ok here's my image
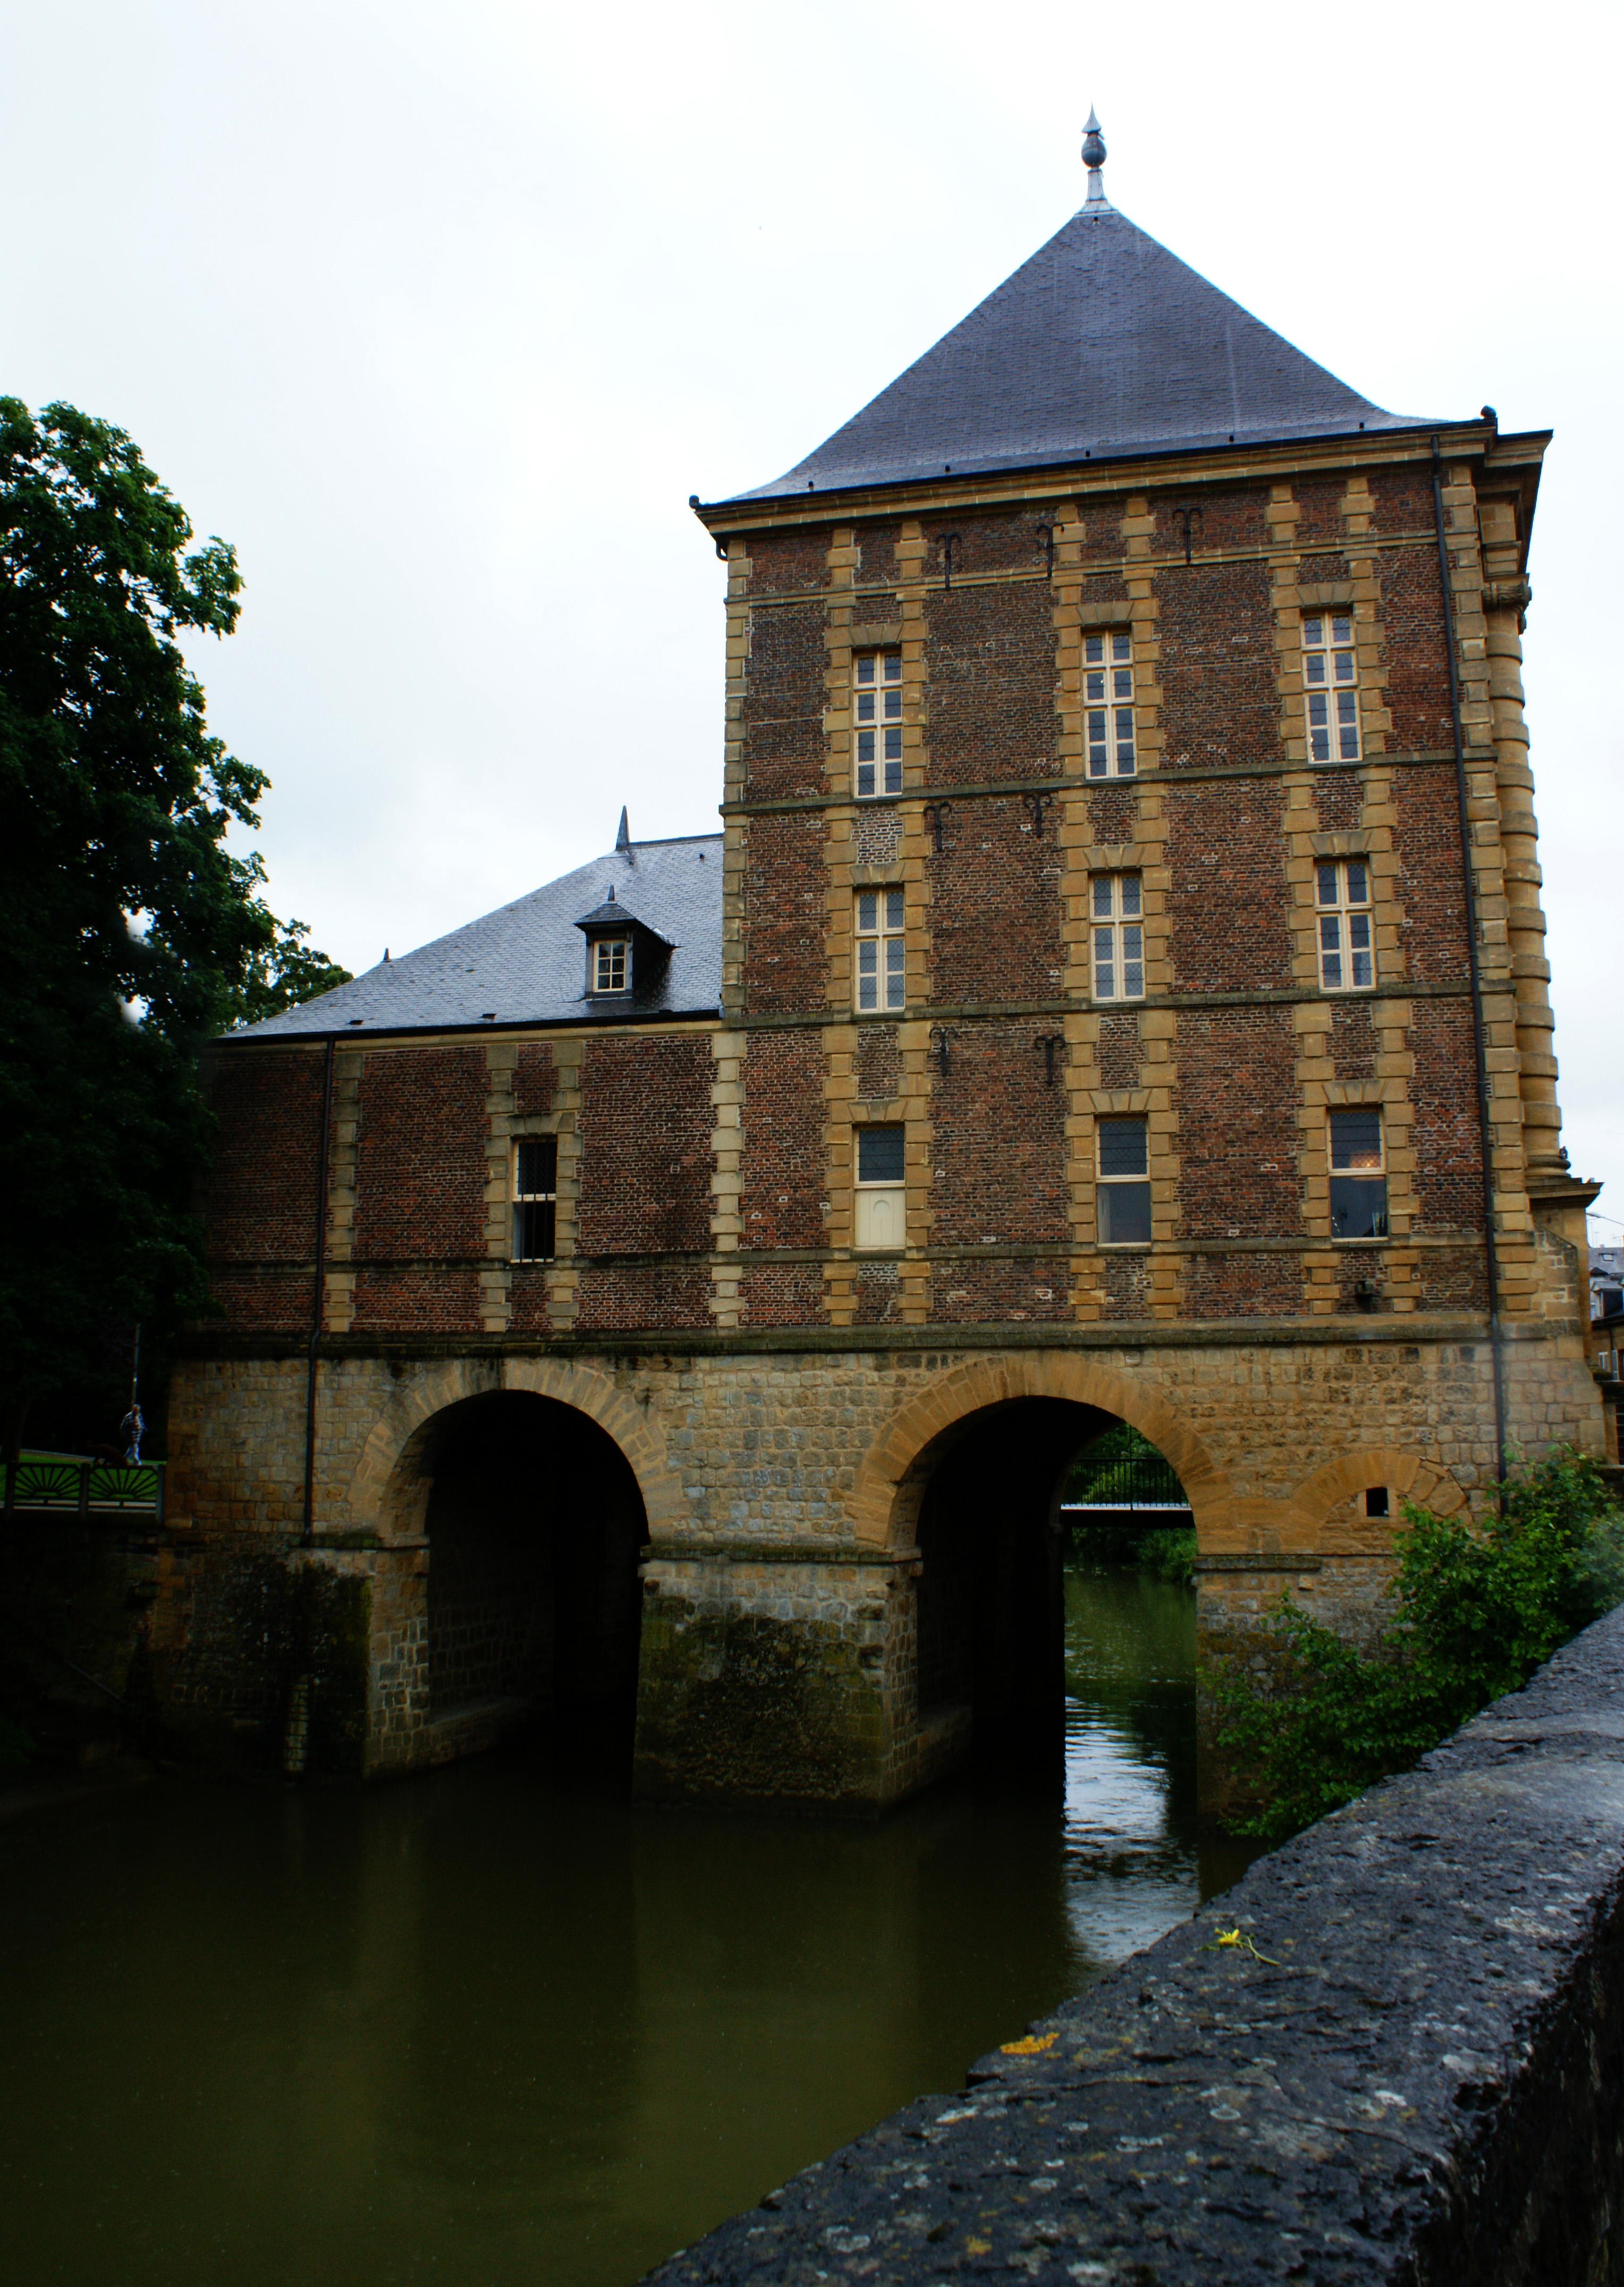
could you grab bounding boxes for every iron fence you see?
[1062,1449,1188,1512]
[2,1456,165,1522]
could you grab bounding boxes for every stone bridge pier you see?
[155,1329,1596,1804]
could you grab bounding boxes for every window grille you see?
[855,650,903,798]
[1329,1107,1388,1238]
[1096,1115,1151,1244]
[1316,857,1374,990]
[1085,631,1136,777]
[513,1136,558,1261]
[1304,613,1361,763]
[1092,873,1145,1001]
[855,888,906,1011]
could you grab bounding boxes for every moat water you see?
[1,1565,1259,2287]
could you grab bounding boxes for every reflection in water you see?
[0,1565,1258,2287]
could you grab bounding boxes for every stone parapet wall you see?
[644,1603,1624,2285]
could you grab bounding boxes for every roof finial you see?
[615,805,631,854]
[1082,106,1109,208]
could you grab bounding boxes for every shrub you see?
[1210,1450,1624,1839]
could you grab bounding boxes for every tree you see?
[0,399,348,1449]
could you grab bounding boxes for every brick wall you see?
[353,1045,487,1259]
[743,813,828,1013]
[205,1047,326,1262]
[353,1267,481,1333]
[1379,550,1454,752]
[1166,781,1293,992]
[742,1031,826,1250]
[1175,1006,1303,1242]
[927,795,1064,1003]
[924,577,1056,785]
[1155,556,1280,772]
[929,1020,1068,1247]
[1408,999,1484,1232]
[578,1034,713,1256]
[741,600,826,801]
[1393,766,1470,981]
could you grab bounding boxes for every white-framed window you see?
[512,1136,558,1261]
[855,888,906,1012]
[855,1124,905,1250]
[855,650,903,798]
[1096,1115,1151,1244]
[1085,630,1136,778]
[1304,612,1361,763]
[591,936,630,994]
[1316,857,1374,990]
[1329,1107,1388,1239]
[1092,873,1145,1002]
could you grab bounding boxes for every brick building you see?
[158,125,1604,1805]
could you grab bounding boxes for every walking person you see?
[119,1403,144,1464]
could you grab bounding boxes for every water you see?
[0,1567,1258,2287]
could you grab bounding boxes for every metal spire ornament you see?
[1082,107,1109,207]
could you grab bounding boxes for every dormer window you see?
[593,936,630,994]
[574,884,674,1002]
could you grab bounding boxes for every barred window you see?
[855,1124,905,1251]
[1085,630,1135,778]
[1092,873,1144,1002]
[1304,613,1361,763]
[1330,1107,1388,1239]
[1317,858,1374,990]
[855,888,906,1012]
[854,650,903,798]
[513,1136,558,1261]
[1097,1115,1151,1245]
[591,936,630,994]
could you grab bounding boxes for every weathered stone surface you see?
[642,1606,1624,2284]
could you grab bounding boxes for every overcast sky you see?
[4,0,1620,1230]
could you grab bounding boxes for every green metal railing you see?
[2,1455,165,1522]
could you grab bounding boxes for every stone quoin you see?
[155,121,1605,1805]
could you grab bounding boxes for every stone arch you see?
[848,1351,1225,1548]
[344,1354,686,1544]
[1283,1445,1467,1545]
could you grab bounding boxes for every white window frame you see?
[1091,872,1145,1002]
[855,887,906,1012]
[1316,857,1374,991]
[591,936,630,994]
[1096,1115,1151,1246]
[1329,1106,1388,1240]
[512,1135,559,1262]
[1084,630,1136,778]
[853,649,903,799]
[1303,612,1361,764]
[854,1124,906,1251]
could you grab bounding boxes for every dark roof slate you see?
[726,201,1422,502]
[232,835,722,1041]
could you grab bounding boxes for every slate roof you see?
[725,199,1423,503]
[233,835,723,1041]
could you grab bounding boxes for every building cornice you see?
[694,422,1550,538]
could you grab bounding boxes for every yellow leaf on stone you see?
[1000,2032,1058,2055]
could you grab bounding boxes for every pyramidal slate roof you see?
[727,188,1420,503]
[232,834,722,1041]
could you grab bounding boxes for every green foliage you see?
[0,399,345,1436]
[1212,1450,1624,1839]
